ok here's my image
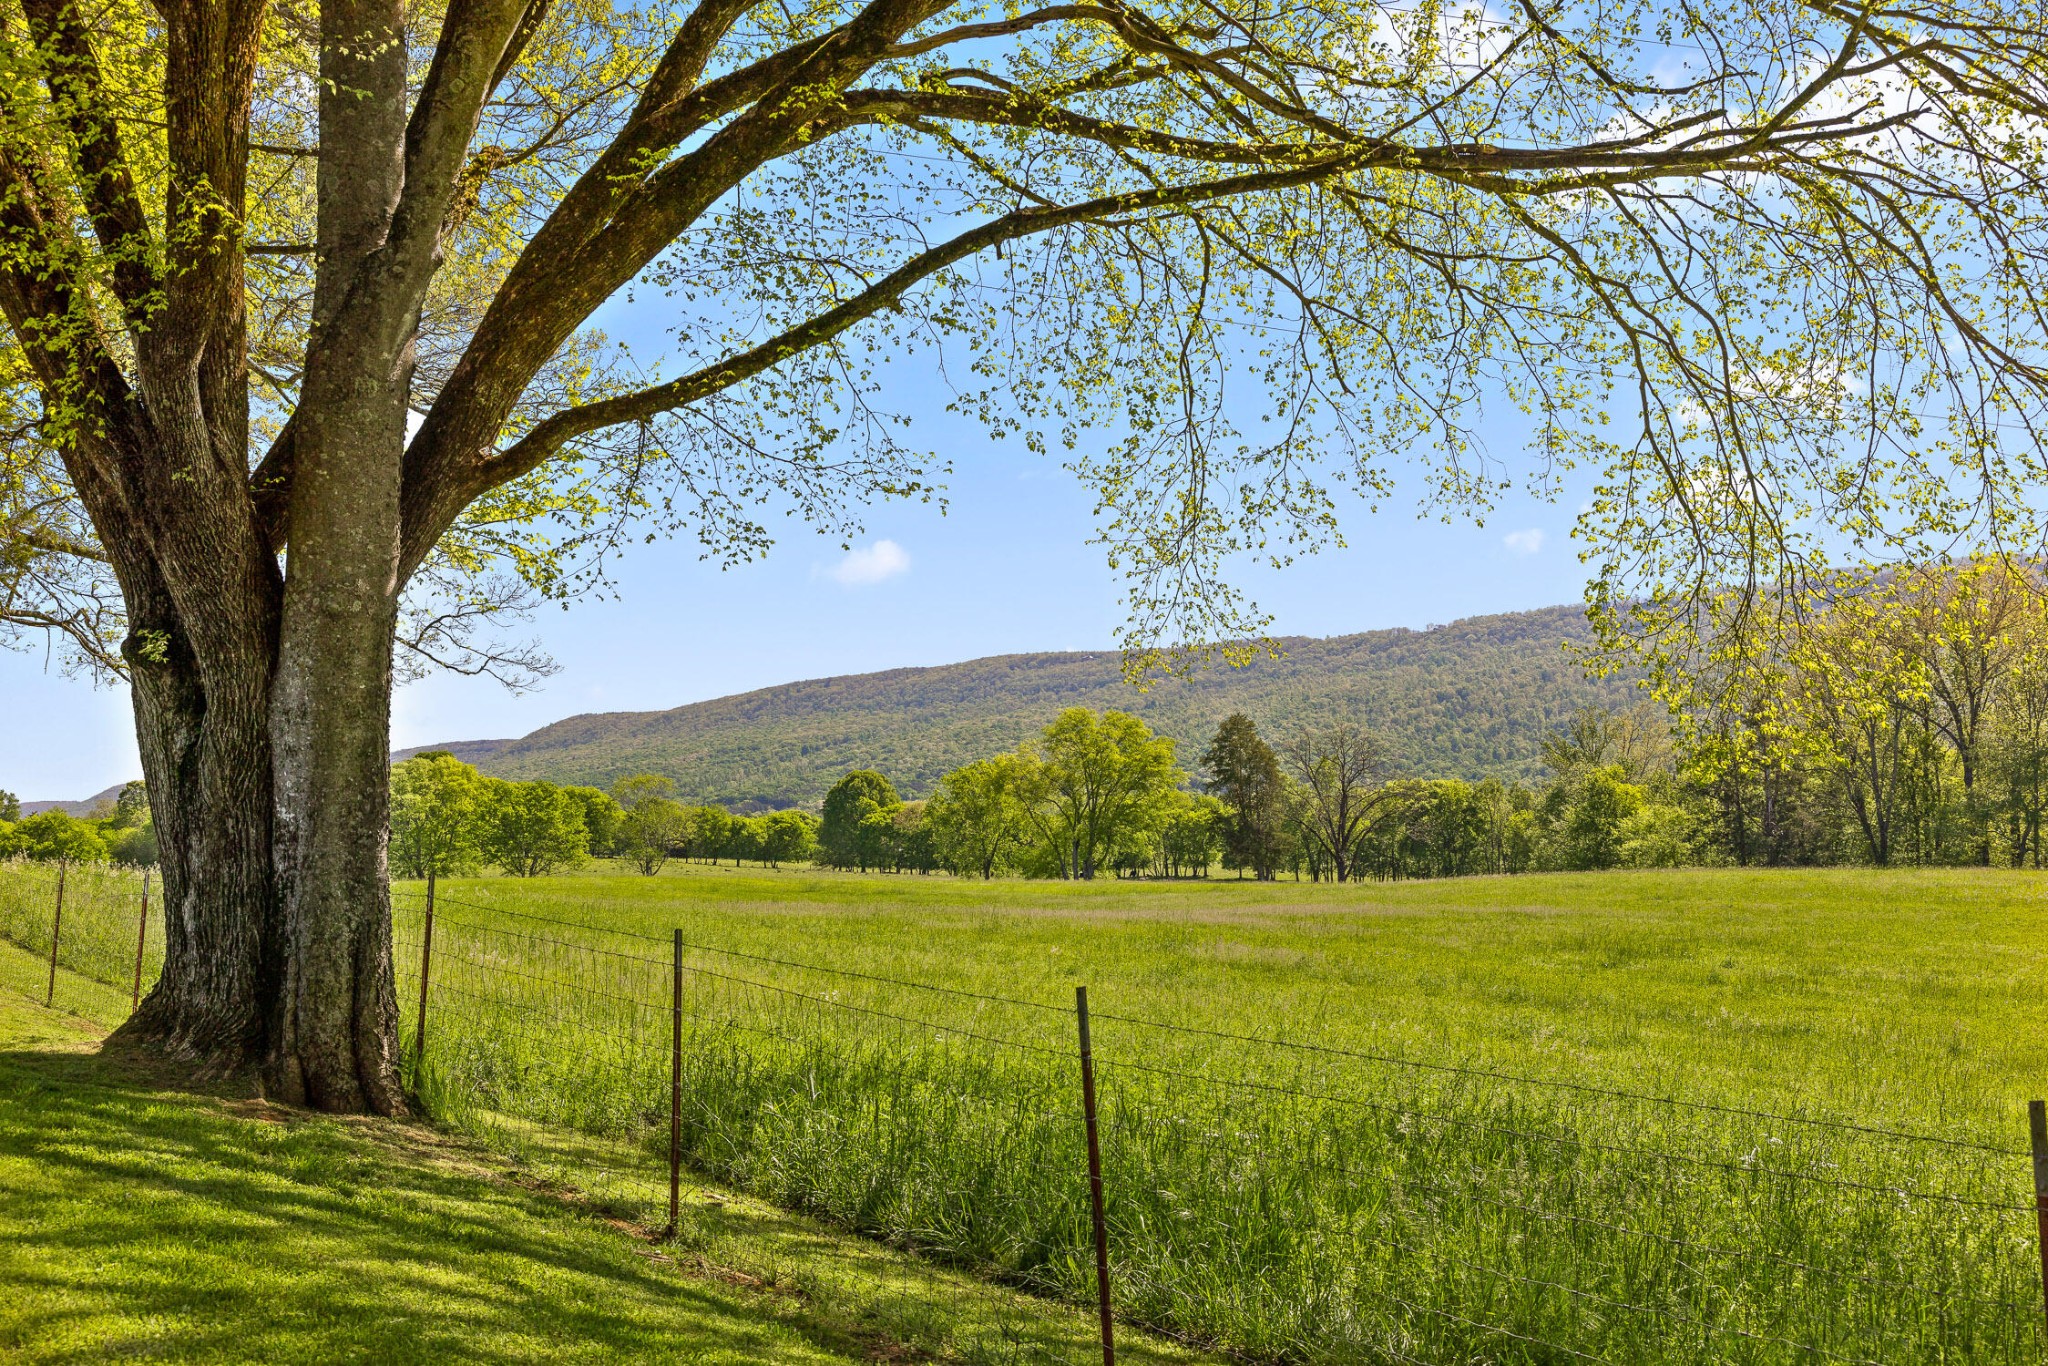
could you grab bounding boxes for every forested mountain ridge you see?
[397,606,1636,809]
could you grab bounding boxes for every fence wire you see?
[384,888,2040,1366]
[1,866,2038,1365]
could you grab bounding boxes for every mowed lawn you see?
[401,863,2048,1136]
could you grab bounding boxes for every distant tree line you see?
[388,755,819,878]
[380,559,2048,884]
[785,705,1599,881]
[0,783,157,867]
[831,705,1702,882]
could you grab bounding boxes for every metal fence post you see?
[2030,1099,2048,1342]
[131,870,151,1013]
[1075,985,1115,1366]
[668,927,684,1237]
[412,871,436,1082]
[45,861,67,1008]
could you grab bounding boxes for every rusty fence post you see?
[44,861,67,1008]
[668,927,684,1237]
[2030,1100,2048,1344]
[412,871,436,1084]
[1075,985,1115,1366]
[131,870,151,1013]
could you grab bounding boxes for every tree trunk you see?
[108,411,408,1115]
[267,390,408,1112]
[117,611,277,1068]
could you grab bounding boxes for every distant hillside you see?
[398,606,1636,809]
[20,784,130,817]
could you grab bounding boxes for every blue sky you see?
[1,285,1600,803]
[1,412,1592,801]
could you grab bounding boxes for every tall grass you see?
[3,858,2036,1361]
[395,877,2044,1365]
[0,860,158,998]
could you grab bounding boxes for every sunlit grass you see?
[386,864,2048,1363]
[0,943,1219,1365]
[5,860,2041,1360]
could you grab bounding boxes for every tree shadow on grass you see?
[0,1041,1205,1365]
[0,1043,892,1364]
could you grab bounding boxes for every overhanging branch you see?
[484,150,1383,485]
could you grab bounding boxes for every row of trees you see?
[1648,559,2048,868]
[388,756,819,878]
[815,707,1463,883]
[815,705,1803,883]
[0,709,1715,885]
[0,784,157,866]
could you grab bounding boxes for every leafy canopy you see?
[1,0,2043,682]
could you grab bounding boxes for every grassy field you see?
[7,862,2045,1362]
[378,864,2048,1364]
[0,937,1217,1364]
[402,862,2048,1123]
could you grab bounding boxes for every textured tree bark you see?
[264,347,411,1114]
[115,582,277,1070]
[267,561,407,1114]
[106,419,409,1116]
[257,0,413,1115]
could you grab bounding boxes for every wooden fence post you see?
[131,870,151,1013]
[44,862,67,1008]
[1075,985,1115,1366]
[412,871,436,1083]
[668,927,684,1237]
[2029,1099,2048,1343]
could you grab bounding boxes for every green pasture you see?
[383,864,2048,1363]
[6,862,2045,1362]
[404,861,2046,1127]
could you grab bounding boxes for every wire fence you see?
[384,883,2048,1365]
[3,863,2044,1364]
[0,859,158,1013]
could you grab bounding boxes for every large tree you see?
[926,752,1032,879]
[1024,707,1179,879]
[819,769,899,869]
[1199,712,1283,878]
[2,0,2046,1109]
[1284,722,1395,882]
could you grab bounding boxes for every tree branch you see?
[20,0,161,330]
[486,150,1380,484]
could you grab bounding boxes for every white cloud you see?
[826,539,911,586]
[1503,528,1546,556]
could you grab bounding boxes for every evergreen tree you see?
[1200,714,1285,879]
